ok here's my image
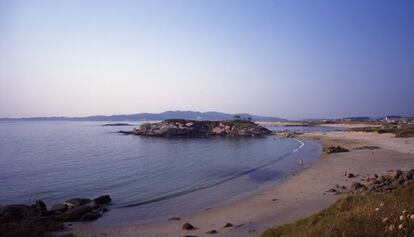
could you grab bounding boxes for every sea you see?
[0,121,328,225]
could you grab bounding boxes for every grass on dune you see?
[351,124,414,138]
[262,184,414,237]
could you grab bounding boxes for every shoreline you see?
[65,130,414,237]
[78,138,321,227]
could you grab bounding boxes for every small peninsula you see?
[120,119,272,137]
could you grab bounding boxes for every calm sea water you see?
[0,121,321,224]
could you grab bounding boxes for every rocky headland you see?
[120,119,271,137]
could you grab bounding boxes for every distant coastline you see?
[0,110,286,122]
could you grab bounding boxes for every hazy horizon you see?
[1,0,413,119]
[0,109,409,121]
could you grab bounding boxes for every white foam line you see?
[292,138,305,153]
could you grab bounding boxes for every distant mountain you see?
[0,111,286,122]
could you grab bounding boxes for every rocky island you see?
[120,119,272,137]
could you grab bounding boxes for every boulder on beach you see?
[386,170,403,180]
[223,222,234,228]
[206,229,218,234]
[182,222,196,230]
[324,146,349,154]
[340,170,414,194]
[347,173,357,178]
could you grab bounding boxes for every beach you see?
[65,128,414,237]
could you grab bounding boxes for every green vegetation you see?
[351,124,414,138]
[262,184,414,237]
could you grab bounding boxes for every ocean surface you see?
[0,121,322,224]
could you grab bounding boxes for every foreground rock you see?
[0,203,64,237]
[0,195,112,237]
[328,170,414,195]
[359,169,414,193]
[121,119,271,138]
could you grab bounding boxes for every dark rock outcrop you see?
[64,198,92,209]
[50,203,68,213]
[94,195,112,205]
[350,182,367,191]
[62,205,93,222]
[32,200,48,215]
[0,203,64,237]
[223,222,234,228]
[324,146,349,154]
[0,194,113,237]
[80,211,102,221]
[122,119,271,138]
[347,173,357,178]
[330,170,414,196]
[0,204,30,222]
[386,170,403,180]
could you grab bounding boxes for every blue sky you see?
[0,0,413,119]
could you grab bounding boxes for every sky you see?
[0,0,413,119]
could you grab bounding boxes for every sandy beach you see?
[66,129,414,237]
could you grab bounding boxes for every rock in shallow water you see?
[33,200,48,215]
[94,195,112,205]
[50,203,68,213]
[62,205,93,222]
[80,211,102,221]
[64,198,92,209]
